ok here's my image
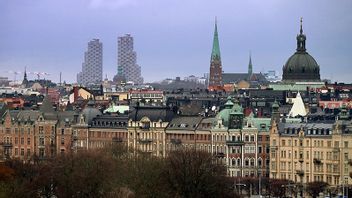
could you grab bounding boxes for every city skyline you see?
[1,0,352,83]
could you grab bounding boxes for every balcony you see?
[348,159,352,166]
[112,137,123,142]
[138,139,153,144]
[296,170,304,177]
[313,158,322,165]
[1,142,13,148]
[298,158,304,163]
[226,140,244,146]
[170,139,182,145]
[270,146,278,151]
[215,152,225,158]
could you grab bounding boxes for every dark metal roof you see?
[222,73,268,84]
[278,122,333,136]
[91,115,128,129]
[166,116,203,131]
[129,106,175,122]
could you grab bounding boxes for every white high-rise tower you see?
[77,39,103,86]
[117,34,143,84]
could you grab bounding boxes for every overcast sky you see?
[1,0,351,83]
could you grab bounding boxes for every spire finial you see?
[300,17,303,34]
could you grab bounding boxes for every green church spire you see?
[211,18,221,61]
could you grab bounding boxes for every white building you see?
[77,39,103,86]
[117,34,143,85]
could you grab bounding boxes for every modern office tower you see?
[117,34,143,85]
[77,39,103,86]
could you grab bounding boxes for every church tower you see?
[22,67,29,88]
[208,18,223,91]
[247,53,253,80]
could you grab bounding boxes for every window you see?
[232,159,236,166]
[250,158,255,167]
[27,138,30,145]
[334,141,339,148]
[258,146,262,154]
[282,140,286,146]
[61,137,65,145]
[39,126,44,134]
[39,138,44,146]
[250,135,255,142]
[27,128,30,135]
[27,149,30,156]
[327,141,331,147]
[20,148,24,156]
[61,129,65,135]
[258,159,262,167]
[39,148,44,158]
[20,138,24,145]
[15,137,18,144]
[266,145,270,153]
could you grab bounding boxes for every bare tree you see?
[163,148,235,198]
[306,181,329,198]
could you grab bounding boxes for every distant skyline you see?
[1,0,352,83]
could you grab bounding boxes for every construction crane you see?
[6,70,22,82]
[29,71,50,80]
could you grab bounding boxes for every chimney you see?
[73,86,79,102]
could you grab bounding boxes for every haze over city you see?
[1,0,352,83]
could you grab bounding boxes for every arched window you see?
[250,158,255,167]
[232,158,236,166]
[245,158,249,167]
[258,158,262,167]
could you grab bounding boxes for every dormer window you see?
[180,123,188,128]
[260,124,266,129]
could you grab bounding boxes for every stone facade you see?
[269,105,352,187]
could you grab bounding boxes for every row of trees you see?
[0,146,235,198]
[0,145,339,198]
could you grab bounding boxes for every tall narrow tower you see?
[248,53,253,77]
[208,19,222,91]
[117,34,143,85]
[22,66,28,87]
[77,39,103,86]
